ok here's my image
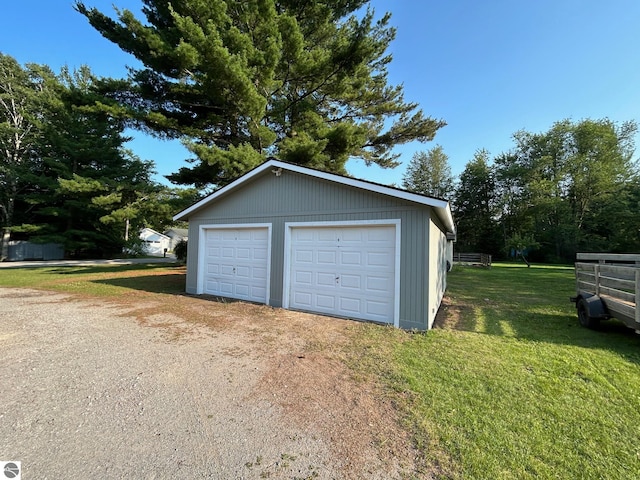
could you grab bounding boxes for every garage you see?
[174,159,456,331]
[198,225,271,303]
[284,222,399,325]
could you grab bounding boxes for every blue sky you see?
[2,0,639,187]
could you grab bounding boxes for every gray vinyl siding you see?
[185,169,442,330]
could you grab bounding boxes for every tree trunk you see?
[0,227,10,261]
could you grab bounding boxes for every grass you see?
[349,263,640,479]
[2,262,640,478]
[0,263,185,297]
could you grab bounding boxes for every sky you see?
[2,0,639,187]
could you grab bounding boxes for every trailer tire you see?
[577,297,599,329]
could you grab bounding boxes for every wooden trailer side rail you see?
[575,256,640,328]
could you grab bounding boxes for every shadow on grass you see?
[48,264,176,275]
[92,273,186,295]
[441,263,640,363]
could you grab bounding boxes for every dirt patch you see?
[0,288,425,479]
[433,295,473,331]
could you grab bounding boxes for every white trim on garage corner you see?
[282,219,401,327]
[196,223,273,304]
[174,159,455,235]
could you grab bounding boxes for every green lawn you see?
[351,263,640,479]
[0,263,185,296]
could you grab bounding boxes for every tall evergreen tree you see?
[75,0,445,188]
[28,66,157,256]
[401,145,454,199]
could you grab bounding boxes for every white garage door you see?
[201,227,270,303]
[287,224,397,324]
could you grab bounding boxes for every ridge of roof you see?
[173,159,455,233]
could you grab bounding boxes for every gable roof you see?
[164,228,188,237]
[173,159,455,234]
[139,227,170,240]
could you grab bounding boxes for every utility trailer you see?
[571,253,640,331]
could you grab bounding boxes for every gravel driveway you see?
[0,288,420,479]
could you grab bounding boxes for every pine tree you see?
[27,66,156,256]
[75,0,445,188]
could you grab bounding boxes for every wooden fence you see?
[453,253,492,267]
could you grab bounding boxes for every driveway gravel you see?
[0,288,421,479]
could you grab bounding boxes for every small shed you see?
[139,228,171,256]
[173,159,455,330]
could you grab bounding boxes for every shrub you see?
[123,237,146,257]
[174,239,188,262]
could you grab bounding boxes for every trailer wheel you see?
[577,297,599,329]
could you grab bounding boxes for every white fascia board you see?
[140,227,170,239]
[173,159,456,233]
[172,161,276,221]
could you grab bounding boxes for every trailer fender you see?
[574,293,610,329]
[575,293,609,319]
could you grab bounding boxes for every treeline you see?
[404,119,640,263]
[0,54,198,259]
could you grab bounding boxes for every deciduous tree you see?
[0,55,57,259]
[494,118,637,262]
[453,149,500,254]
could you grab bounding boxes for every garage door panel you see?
[253,267,267,280]
[219,282,234,295]
[252,229,267,240]
[339,297,361,313]
[254,248,268,260]
[202,227,269,303]
[235,284,250,296]
[341,251,362,265]
[316,294,336,309]
[340,274,361,289]
[317,250,337,264]
[367,251,393,267]
[288,224,396,324]
[339,229,363,243]
[366,275,390,292]
[251,286,266,299]
[366,299,389,316]
[295,249,313,263]
[294,270,313,284]
[367,228,395,242]
[293,291,312,307]
[317,230,337,242]
[235,265,251,278]
[294,229,315,242]
[220,264,235,276]
[317,272,337,287]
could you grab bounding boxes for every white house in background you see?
[164,228,188,251]
[139,228,171,256]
